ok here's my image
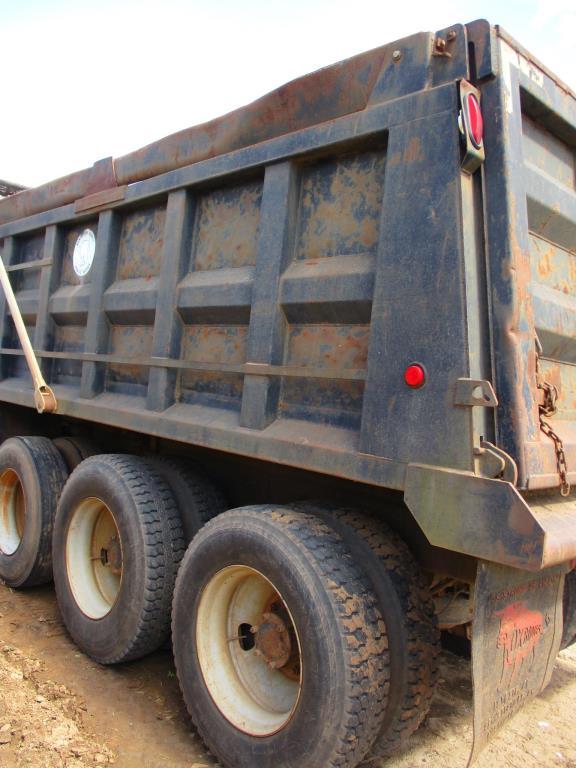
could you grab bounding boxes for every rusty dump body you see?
[0,19,575,577]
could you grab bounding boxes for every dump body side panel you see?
[0,47,478,496]
[480,26,576,491]
[0,22,575,573]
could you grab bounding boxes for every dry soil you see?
[0,581,575,768]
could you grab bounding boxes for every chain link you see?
[536,353,571,497]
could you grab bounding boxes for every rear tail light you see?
[459,81,485,174]
[404,364,426,389]
[465,93,483,148]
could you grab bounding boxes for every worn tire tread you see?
[561,570,576,651]
[0,436,68,587]
[173,505,390,768]
[57,454,185,663]
[146,456,226,539]
[295,503,440,758]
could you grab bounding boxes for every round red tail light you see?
[404,364,426,389]
[466,93,483,148]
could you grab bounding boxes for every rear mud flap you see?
[469,562,565,765]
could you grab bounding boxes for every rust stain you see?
[117,206,166,281]
[536,248,553,279]
[296,150,386,261]
[286,324,370,369]
[404,136,423,164]
[106,325,153,387]
[194,182,262,271]
[179,325,247,403]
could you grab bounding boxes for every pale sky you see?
[1,0,575,188]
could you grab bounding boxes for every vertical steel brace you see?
[0,255,57,413]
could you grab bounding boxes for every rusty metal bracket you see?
[0,255,57,414]
[74,185,127,214]
[478,440,518,484]
[454,378,498,407]
[432,32,456,58]
[404,464,576,571]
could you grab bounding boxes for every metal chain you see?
[536,353,571,497]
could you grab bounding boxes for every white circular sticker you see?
[73,229,96,277]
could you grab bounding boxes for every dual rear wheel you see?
[52,453,227,663]
[172,504,441,767]
[173,506,391,767]
[0,435,442,768]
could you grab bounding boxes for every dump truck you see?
[0,18,574,768]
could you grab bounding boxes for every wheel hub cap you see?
[196,565,303,736]
[100,535,122,575]
[254,612,292,669]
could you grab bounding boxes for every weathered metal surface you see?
[0,158,117,226]
[479,28,576,495]
[522,115,575,191]
[280,324,368,428]
[117,205,166,280]
[0,84,456,243]
[295,150,386,261]
[106,325,153,393]
[521,84,576,489]
[0,23,573,571]
[53,325,84,384]
[404,464,576,570]
[454,379,498,408]
[74,186,126,214]
[180,324,247,408]
[193,182,262,271]
[470,562,564,764]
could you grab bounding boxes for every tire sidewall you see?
[0,440,46,587]
[173,521,347,767]
[53,461,149,663]
[562,570,576,650]
[147,457,225,541]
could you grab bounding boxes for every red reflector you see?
[466,93,483,148]
[404,364,426,389]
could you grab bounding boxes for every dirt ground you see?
[0,581,575,768]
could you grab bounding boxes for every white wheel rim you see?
[196,565,302,736]
[0,469,26,555]
[66,498,123,619]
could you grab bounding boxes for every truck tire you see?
[53,437,100,472]
[293,503,440,757]
[561,570,576,651]
[0,436,68,588]
[146,456,227,541]
[52,454,185,664]
[172,506,389,768]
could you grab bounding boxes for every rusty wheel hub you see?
[254,612,292,669]
[100,535,122,575]
[66,498,123,619]
[196,565,302,736]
